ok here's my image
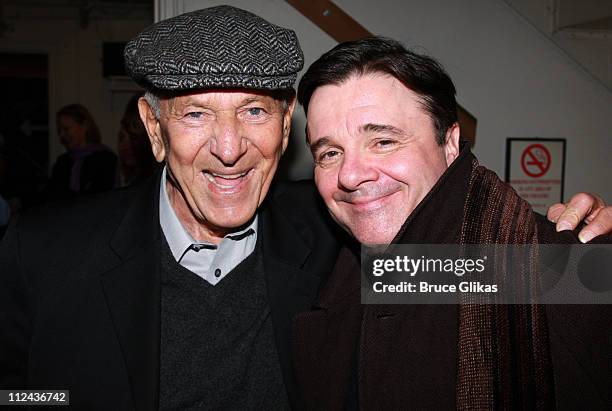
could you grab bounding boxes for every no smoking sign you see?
[506,138,565,214]
[521,144,551,177]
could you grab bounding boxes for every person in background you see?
[117,93,158,186]
[48,104,117,198]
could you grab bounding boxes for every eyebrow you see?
[241,97,264,105]
[309,137,331,154]
[308,123,405,153]
[168,97,207,113]
[170,96,273,112]
[360,123,404,135]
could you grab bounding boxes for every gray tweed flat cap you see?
[124,5,304,92]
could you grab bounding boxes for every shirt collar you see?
[158,166,258,261]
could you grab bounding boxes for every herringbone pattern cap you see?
[124,5,304,91]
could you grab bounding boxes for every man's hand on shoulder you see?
[547,192,611,243]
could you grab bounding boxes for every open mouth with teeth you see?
[203,169,253,190]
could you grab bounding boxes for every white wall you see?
[0,4,152,170]
[504,0,612,98]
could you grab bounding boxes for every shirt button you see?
[214,268,221,278]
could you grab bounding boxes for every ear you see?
[443,122,460,166]
[138,97,166,162]
[281,97,297,154]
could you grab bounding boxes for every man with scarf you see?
[292,37,611,409]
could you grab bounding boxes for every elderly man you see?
[0,6,340,410]
[292,37,611,409]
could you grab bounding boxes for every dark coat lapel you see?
[356,149,472,408]
[292,244,363,410]
[97,177,339,409]
[100,175,161,411]
[260,192,334,408]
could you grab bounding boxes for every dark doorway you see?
[0,52,49,211]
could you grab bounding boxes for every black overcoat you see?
[0,173,341,410]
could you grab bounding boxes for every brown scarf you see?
[456,158,555,409]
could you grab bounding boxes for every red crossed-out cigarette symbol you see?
[521,144,551,177]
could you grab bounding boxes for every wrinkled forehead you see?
[161,88,289,111]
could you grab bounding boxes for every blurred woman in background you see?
[49,104,117,198]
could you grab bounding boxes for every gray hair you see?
[144,91,161,119]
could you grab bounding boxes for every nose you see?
[337,151,378,191]
[210,116,247,166]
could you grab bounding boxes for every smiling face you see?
[139,89,294,243]
[307,73,459,245]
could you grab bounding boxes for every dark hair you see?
[271,88,297,112]
[118,93,157,184]
[298,37,457,144]
[121,94,147,137]
[56,104,102,144]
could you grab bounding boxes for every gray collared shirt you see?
[159,167,258,285]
